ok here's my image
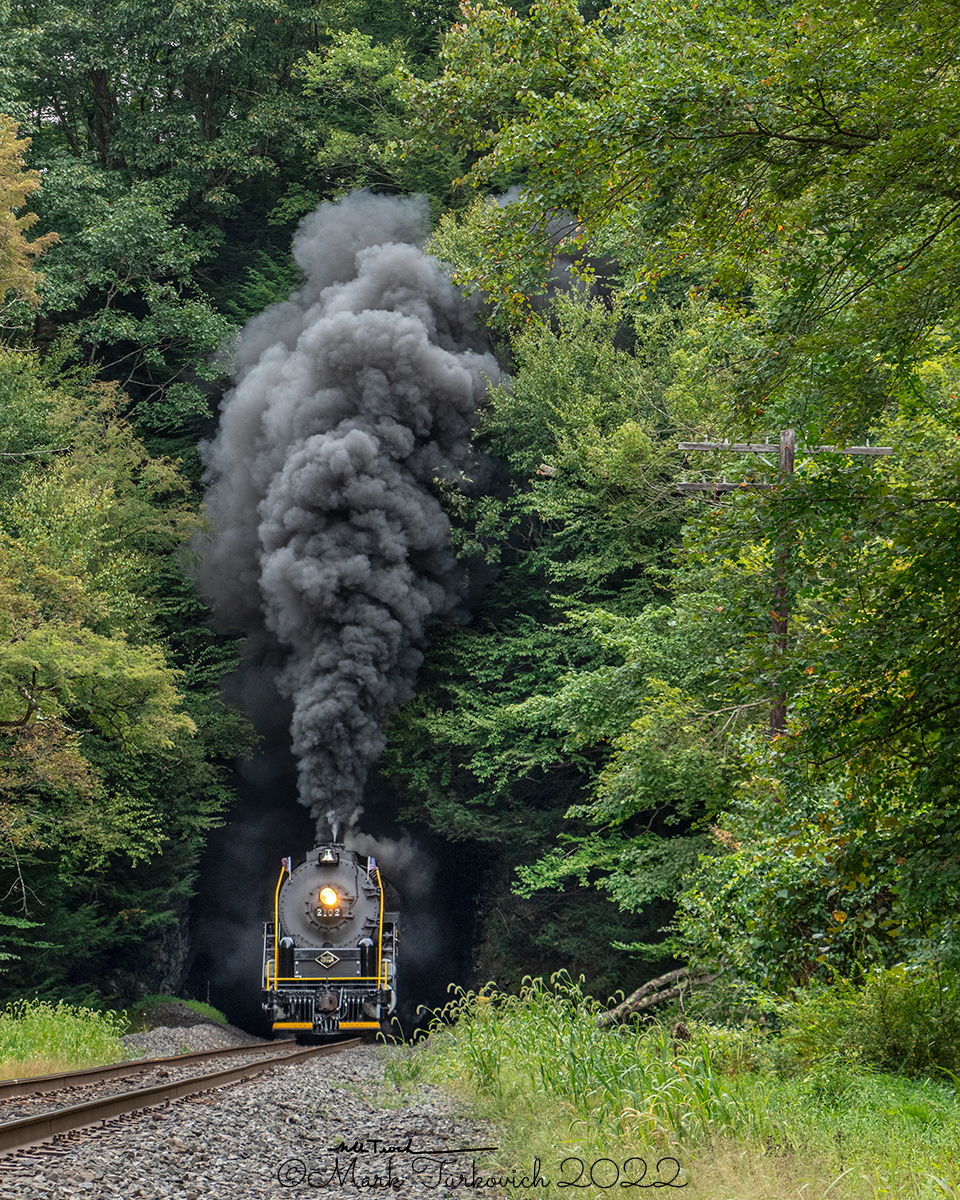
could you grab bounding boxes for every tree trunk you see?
[597,967,720,1027]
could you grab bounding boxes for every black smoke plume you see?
[201,193,500,836]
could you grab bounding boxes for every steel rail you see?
[0,1038,361,1156]
[0,1039,297,1100]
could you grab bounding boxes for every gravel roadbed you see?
[121,1019,266,1058]
[0,1041,504,1199]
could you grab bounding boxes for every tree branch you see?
[597,967,720,1027]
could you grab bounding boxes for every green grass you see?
[384,977,960,1200]
[125,993,228,1032]
[0,998,129,1077]
[0,993,229,1078]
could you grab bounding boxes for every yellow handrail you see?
[271,864,285,988]
[375,859,384,988]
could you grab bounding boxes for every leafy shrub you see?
[686,1020,774,1077]
[779,964,960,1077]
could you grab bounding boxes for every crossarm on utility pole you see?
[677,431,894,735]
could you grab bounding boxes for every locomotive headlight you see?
[319,887,339,908]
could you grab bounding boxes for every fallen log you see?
[597,967,720,1027]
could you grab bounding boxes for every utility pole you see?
[677,431,892,735]
[771,430,795,733]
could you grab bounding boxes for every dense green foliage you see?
[0,346,254,999]
[1,0,464,429]
[406,0,960,413]
[383,0,960,996]
[4,0,960,1042]
[0,0,461,1006]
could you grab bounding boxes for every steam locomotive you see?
[261,845,399,1039]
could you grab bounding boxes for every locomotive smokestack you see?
[200,192,500,836]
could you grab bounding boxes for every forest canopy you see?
[1,0,958,1010]
[395,0,960,986]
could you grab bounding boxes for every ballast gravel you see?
[121,1018,266,1058]
[0,1041,507,1200]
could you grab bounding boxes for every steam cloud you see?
[201,193,500,836]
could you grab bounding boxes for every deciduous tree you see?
[0,114,56,324]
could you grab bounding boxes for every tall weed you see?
[0,998,128,1076]
[394,976,766,1143]
[386,974,960,1200]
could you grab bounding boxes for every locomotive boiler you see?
[261,845,399,1038]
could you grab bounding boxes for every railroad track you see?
[0,1038,296,1101]
[0,1037,360,1158]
